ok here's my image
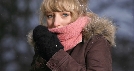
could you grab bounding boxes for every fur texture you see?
[83,12,116,46]
[27,12,116,47]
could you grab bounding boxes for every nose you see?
[53,15,62,28]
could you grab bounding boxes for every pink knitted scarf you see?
[49,16,89,51]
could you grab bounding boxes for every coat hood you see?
[27,12,116,47]
[83,12,116,46]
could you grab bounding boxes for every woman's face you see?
[46,12,72,28]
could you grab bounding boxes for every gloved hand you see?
[33,25,63,61]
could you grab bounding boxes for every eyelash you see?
[63,13,69,17]
[47,15,53,18]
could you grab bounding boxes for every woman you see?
[27,0,116,71]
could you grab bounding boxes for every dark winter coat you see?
[27,12,116,71]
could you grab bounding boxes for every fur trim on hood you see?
[27,12,116,47]
[83,12,116,46]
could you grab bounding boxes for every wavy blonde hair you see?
[39,0,88,25]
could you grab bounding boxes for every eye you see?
[62,13,69,17]
[46,14,53,18]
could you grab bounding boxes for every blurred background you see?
[0,0,133,71]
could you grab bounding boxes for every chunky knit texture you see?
[49,16,90,51]
[33,25,63,61]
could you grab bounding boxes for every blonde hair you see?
[40,0,88,25]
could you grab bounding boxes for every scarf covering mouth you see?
[49,16,90,51]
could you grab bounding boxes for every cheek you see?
[47,20,52,27]
[65,17,72,25]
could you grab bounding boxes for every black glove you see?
[33,25,63,61]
